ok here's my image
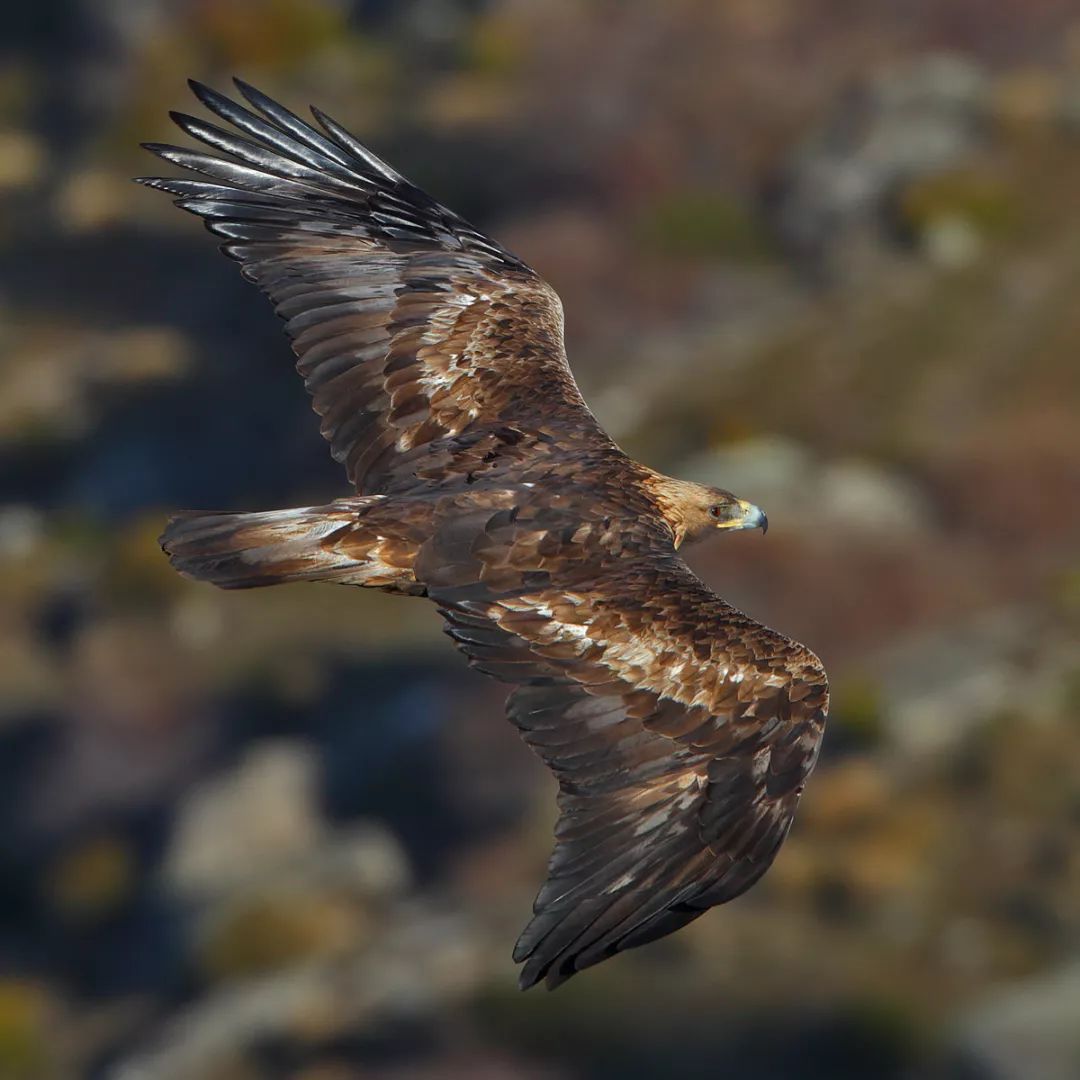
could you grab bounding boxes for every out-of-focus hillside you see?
[1,3,1079,1079]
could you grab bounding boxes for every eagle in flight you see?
[139,80,828,990]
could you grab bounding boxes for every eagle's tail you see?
[159,498,421,592]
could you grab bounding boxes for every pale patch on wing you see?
[418,289,482,347]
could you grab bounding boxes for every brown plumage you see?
[138,79,828,990]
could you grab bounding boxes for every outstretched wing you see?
[423,510,828,989]
[137,80,607,495]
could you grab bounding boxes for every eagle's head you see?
[647,476,768,548]
[687,485,768,546]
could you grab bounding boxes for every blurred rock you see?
[683,435,812,500]
[0,130,45,190]
[897,167,1018,267]
[775,53,988,271]
[54,167,131,233]
[164,740,409,900]
[24,616,213,832]
[920,214,983,268]
[0,326,190,444]
[0,504,44,558]
[198,890,364,980]
[0,335,88,442]
[817,459,931,535]
[95,327,191,384]
[874,607,1069,758]
[164,741,324,897]
[874,53,987,114]
[953,959,1080,1080]
[112,905,484,1080]
[682,436,931,536]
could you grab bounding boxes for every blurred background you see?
[2,2,1080,1077]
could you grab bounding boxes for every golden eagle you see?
[139,80,828,990]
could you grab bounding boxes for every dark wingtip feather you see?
[515,951,576,992]
[187,76,214,102]
[131,176,190,201]
[309,104,406,184]
[231,76,288,119]
[232,75,258,96]
[188,79,264,132]
[517,963,544,991]
[140,141,180,160]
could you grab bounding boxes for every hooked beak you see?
[716,499,769,535]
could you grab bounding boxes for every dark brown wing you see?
[419,499,828,989]
[136,80,607,494]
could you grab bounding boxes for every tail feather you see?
[160,500,419,591]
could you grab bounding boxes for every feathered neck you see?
[639,471,715,549]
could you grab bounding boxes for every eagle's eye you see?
[708,504,724,519]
